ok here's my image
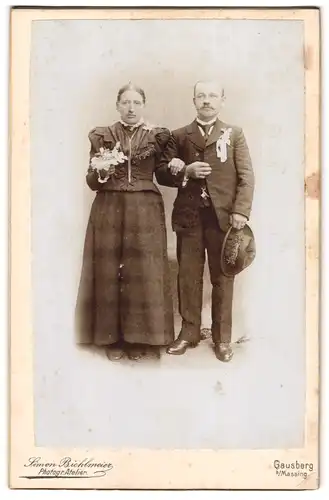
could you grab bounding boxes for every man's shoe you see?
[166,338,198,355]
[105,344,125,361]
[214,343,233,362]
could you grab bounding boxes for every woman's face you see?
[116,90,145,125]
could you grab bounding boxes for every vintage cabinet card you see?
[9,7,320,490]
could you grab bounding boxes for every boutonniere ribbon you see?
[216,128,232,162]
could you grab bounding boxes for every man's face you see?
[193,82,223,121]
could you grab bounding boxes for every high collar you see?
[119,118,144,130]
[196,116,219,127]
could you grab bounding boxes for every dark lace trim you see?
[131,145,156,165]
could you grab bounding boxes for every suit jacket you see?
[156,119,255,232]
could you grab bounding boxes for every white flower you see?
[216,128,232,162]
[220,128,232,145]
[91,142,128,171]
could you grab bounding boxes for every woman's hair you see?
[116,83,146,104]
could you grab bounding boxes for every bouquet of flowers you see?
[90,142,127,183]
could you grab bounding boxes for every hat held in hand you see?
[220,224,256,277]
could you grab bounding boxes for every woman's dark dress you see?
[75,122,175,346]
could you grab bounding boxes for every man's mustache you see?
[202,105,214,109]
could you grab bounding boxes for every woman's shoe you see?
[143,345,161,360]
[127,344,144,361]
[105,343,125,361]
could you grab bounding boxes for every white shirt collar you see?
[120,118,144,129]
[196,116,218,127]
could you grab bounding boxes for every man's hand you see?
[168,158,185,175]
[185,161,212,179]
[230,213,248,230]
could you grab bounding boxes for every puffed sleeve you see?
[154,127,171,157]
[85,127,106,191]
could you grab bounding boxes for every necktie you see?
[197,124,212,207]
[199,123,212,141]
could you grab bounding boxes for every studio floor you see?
[35,326,305,450]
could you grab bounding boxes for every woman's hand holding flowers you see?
[90,143,127,183]
[93,159,116,178]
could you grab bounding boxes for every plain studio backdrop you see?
[31,19,305,449]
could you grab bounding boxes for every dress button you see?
[195,152,199,157]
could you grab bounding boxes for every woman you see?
[75,83,175,361]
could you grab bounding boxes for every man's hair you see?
[193,80,225,98]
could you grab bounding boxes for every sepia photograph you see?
[9,7,320,490]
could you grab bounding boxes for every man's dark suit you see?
[156,118,254,344]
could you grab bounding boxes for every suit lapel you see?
[186,120,205,151]
[205,119,224,148]
[187,118,226,150]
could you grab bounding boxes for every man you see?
[155,80,255,362]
